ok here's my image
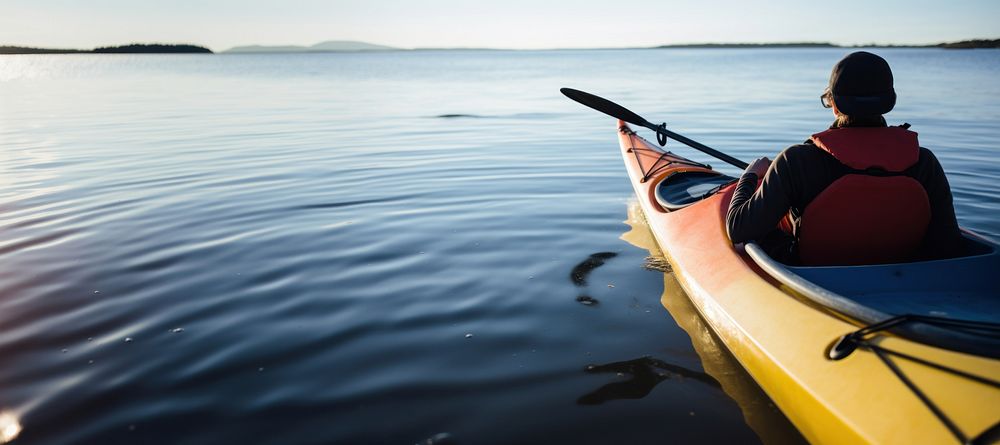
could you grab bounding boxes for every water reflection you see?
[577,356,720,405]
[417,432,458,445]
[574,295,599,306]
[570,252,618,307]
[569,252,618,286]
[619,201,807,445]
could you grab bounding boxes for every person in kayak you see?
[726,51,963,265]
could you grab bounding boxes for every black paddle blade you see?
[560,88,650,127]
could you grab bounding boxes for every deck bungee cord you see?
[829,315,1000,444]
[621,126,712,183]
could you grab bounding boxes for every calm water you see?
[0,49,997,444]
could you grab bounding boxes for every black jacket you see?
[726,124,963,261]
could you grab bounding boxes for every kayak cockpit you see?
[787,241,999,324]
[655,171,736,211]
[745,236,1000,358]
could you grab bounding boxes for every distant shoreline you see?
[2,39,997,55]
[220,38,1000,53]
[0,44,212,55]
[650,39,1000,49]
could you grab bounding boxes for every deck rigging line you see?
[621,126,710,183]
[829,314,1000,444]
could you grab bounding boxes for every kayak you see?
[615,120,1000,445]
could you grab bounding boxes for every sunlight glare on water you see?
[0,411,21,443]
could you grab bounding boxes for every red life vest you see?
[798,127,931,266]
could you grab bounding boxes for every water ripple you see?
[0,49,996,444]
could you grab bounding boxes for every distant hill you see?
[223,45,308,53]
[226,40,398,53]
[1,43,211,54]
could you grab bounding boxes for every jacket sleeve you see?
[726,151,795,244]
[914,148,964,257]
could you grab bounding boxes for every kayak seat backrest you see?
[798,174,930,266]
[655,171,736,211]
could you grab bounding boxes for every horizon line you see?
[3,37,999,54]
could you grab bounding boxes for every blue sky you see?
[2,0,997,51]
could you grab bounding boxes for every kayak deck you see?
[616,121,1000,445]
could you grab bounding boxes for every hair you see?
[833,113,887,128]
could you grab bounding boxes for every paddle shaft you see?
[634,121,748,169]
[560,88,749,170]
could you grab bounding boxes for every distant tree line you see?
[0,46,85,54]
[92,44,212,53]
[936,39,1000,49]
[655,42,838,49]
[652,39,1000,50]
[1,44,212,54]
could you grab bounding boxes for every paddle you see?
[560,88,749,169]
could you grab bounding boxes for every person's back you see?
[725,52,964,265]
